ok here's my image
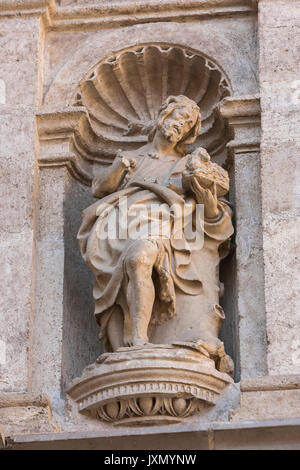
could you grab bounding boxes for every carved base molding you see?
[67,345,233,426]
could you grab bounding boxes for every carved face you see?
[159,107,199,143]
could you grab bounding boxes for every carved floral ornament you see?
[37,44,231,185]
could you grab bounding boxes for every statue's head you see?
[148,95,202,155]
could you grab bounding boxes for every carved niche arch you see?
[37,43,232,185]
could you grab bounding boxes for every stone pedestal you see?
[67,345,233,426]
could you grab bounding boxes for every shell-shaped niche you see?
[71,43,231,170]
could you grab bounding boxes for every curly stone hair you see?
[148,95,202,156]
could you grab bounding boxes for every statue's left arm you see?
[187,175,233,241]
[188,177,219,220]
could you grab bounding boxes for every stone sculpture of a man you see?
[78,95,233,352]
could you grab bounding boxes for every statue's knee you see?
[125,241,157,271]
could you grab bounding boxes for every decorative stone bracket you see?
[219,95,261,163]
[36,108,94,185]
[67,345,233,426]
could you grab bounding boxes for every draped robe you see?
[78,152,234,348]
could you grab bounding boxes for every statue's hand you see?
[120,156,136,171]
[189,177,219,219]
[92,156,137,197]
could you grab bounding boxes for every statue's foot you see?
[124,337,149,347]
[132,338,149,347]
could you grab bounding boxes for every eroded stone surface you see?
[0,393,59,436]
[0,16,41,393]
[258,0,300,375]
[0,0,299,443]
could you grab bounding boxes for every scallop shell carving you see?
[71,43,231,178]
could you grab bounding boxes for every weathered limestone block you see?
[258,0,300,375]
[0,393,59,437]
[31,167,99,414]
[31,168,67,413]
[0,16,42,392]
[231,375,300,422]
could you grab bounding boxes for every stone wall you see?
[0,0,299,449]
[258,0,300,375]
[0,14,43,393]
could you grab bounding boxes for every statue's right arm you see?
[92,156,136,198]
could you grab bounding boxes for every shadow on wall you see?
[61,174,102,396]
[219,165,240,382]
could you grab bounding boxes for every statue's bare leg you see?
[106,305,124,351]
[125,240,158,347]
